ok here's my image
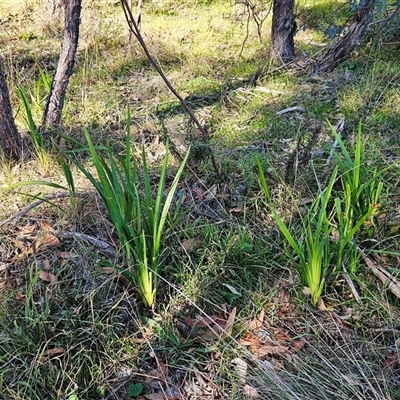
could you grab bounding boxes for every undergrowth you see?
[1,0,400,399]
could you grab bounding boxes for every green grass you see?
[1,0,400,398]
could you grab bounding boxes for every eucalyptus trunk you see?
[309,0,375,74]
[0,57,23,160]
[271,0,296,63]
[42,0,81,128]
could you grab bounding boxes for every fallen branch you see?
[359,249,400,299]
[60,231,115,255]
[0,192,88,229]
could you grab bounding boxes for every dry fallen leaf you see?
[56,251,70,259]
[272,328,291,341]
[231,357,248,380]
[192,188,204,201]
[145,361,168,382]
[251,337,261,355]
[277,287,289,304]
[99,267,115,274]
[44,347,65,356]
[290,339,307,353]
[239,333,261,354]
[239,337,255,346]
[193,315,224,328]
[256,345,290,357]
[250,309,264,330]
[317,297,327,311]
[40,347,65,362]
[40,220,55,232]
[302,286,311,296]
[180,238,201,252]
[243,384,260,398]
[39,270,58,284]
[224,306,236,335]
[34,232,60,249]
[19,224,36,235]
[181,239,193,251]
[15,291,25,303]
[42,258,51,271]
[14,239,30,252]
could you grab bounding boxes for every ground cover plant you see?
[1,0,400,399]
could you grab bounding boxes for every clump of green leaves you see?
[262,167,337,306]
[329,120,386,273]
[66,118,189,308]
[331,121,384,234]
[257,121,386,304]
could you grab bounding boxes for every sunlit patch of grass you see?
[339,59,400,121]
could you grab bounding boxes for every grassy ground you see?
[1,0,400,399]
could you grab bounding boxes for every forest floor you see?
[0,0,400,399]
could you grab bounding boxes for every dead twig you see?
[342,263,362,304]
[120,0,221,177]
[276,106,305,116]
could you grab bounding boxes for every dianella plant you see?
[66,121,189,308]
[257,121,387,306]
[330,120,385,272]
[330,120,384,238]
[257,156,337,306]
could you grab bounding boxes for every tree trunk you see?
[271,0,296,63]
[42,0,82,128]
[309,0,375,75]
[0,57,23,160]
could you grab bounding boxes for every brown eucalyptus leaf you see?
[39,270,58,284]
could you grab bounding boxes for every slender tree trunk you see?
[271,0,296,63]
[42,0,82,128]
[309,0,375,74]
[0,56,23,160]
